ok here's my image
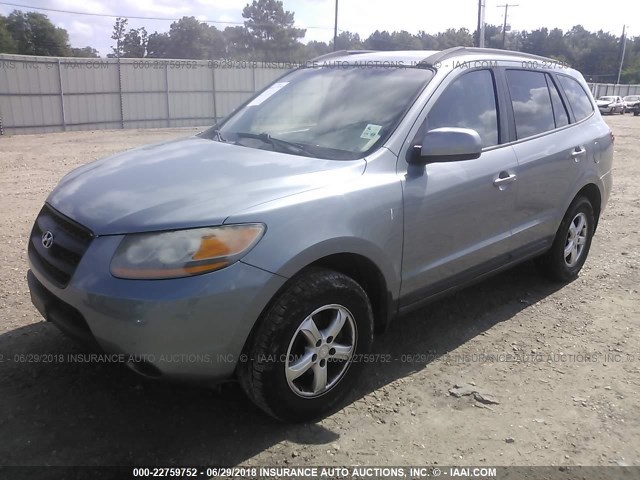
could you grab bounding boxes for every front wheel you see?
[536,196,595,282]
[238,267,374,422]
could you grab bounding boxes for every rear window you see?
[546,75,569,128]
[557,75,594,121]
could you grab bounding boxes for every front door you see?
[400,68,518,306]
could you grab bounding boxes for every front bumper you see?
[28,234,287,381]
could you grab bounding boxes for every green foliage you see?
[108,17,128,58]
[4,10,70,56]
[121,27,148,58]
[0,15,17,53]
[222,26,252,58]
[242,0,305,60]
[69,46,99,58]
[145,32,170,58]
[332,31,363,51]
[1,4,640,83]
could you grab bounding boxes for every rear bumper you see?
[27,235,287,381]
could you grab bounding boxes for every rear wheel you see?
[536,196,595,282]
[238,268,374,422]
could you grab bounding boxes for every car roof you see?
[313,46,557,66]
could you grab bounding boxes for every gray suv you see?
[27,47,613,421]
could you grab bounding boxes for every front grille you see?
[28,204,94,288]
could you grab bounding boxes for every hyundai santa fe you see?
[27,47,613,421]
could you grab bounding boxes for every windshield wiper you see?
[234,132,316,157]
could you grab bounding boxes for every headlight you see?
[110,224,265,279]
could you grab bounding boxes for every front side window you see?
[424,69,499,148]
[506,70,556,139]
[212,66,433,160]
[557,75,594,121]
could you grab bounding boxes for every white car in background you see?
[623,95,640,113]
[596,96,624,114]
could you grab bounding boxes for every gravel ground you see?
[0,117,638,469]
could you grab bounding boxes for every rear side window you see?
[506,70,555,139]
[546,75,569,128]
[556,75,594,121]
[425,69,499,148]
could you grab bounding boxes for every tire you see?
[536,196,595,282]
[238,267,374,422]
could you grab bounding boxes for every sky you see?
[0,0,638,57]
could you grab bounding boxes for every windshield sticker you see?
[248,82,289,106]
[360,124,382,140]
[361,134,381,151]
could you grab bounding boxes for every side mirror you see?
[408,127,482,165]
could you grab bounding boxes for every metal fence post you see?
[117,58,124,129]
[57,58,66,132]
[165,63,171,127]
[211,64,218,124]
[252,65,256,93]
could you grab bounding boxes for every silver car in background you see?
[596,95,624,114]
[27,47,613,421]
[623,95,640,113]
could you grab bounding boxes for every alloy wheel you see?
[285,304,357,398]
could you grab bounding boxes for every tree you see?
[109,17,128,58]
[162,17,224,59]
[304,40,331,59]
[146,32,170,58]
[122,27,148,58]
[222,26,252,58]
[390,30,422,50]
[69,46,99,57]
[434,28,474,49]
[242,0,306,60]
[364,30,394,50]
[332,31,363,50]
[417,31,437,50]
[0,15,17,53]
[5,10,70,56]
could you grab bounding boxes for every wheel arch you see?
[308,252,393,333]
[239,248,396,368]
[575,183,602,231]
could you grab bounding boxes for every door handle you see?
[493,173,517,187]
[571,146,586,160]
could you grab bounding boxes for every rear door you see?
[503,68,593,252]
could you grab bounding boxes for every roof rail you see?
[419,46,555,66]
[310,50,377,62]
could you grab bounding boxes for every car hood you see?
[47,136,366,235]
[596,100,613,106]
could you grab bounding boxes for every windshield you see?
[624,96,639,101]
[205,66,433,160]
[599,96,615,101]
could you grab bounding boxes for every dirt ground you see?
[0,116,638,470]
